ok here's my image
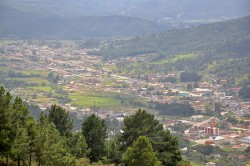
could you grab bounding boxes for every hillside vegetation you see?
[92,16,250,84]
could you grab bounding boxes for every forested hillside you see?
[92,16,250,85]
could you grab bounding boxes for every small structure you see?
[205,140,215,145]
[191,115,204,121]
[205,162,216,166]
[239,136,250,144]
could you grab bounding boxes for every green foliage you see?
[35,113,76,166]
[161,76,177,83]
[227,116,238,125]
[0,87,183,165]
[67,132,89,159]
[0,86,13,155]
[120,109,182,165]
[82,114,107,162]
[180,72,201,82]
[239,85,250,99]
[0,87,32,165]
[122,136,161,166]
[156,103,195,117]
[171,122,192,133]
[48,104,74,137]
[152,130,182,166]
[192,144,224,156]
[177,160,192,166]
[120,109,163,149]
[104,138,122,164]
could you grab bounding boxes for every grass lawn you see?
[19,70,49,76]
[7,77,50,85]
[30,86,53,92]
[190,161,204,166]
[69,92,120,108]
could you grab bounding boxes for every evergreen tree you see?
[48,104,74,137]
[10,127,29,166]
[152,130,182,166]
[122,136,161,166]
[82,114,107,162]
[120,109,163,150]
[120,109,182,165]
[25,117,37,166]
[67,132,89,159]
[104,138,122,164]
[35,113,75,166]
[0,87,13,160]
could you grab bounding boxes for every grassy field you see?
[190,161,203,166]
[151,53,198,65]
[30,86,53,92]
[19,70,49,76]
[7,77,50,85]
[69,92,121,108]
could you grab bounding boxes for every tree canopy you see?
[82,114,107,162]
[156,103,195,117]
[122,136,161,166]
[120,109,182,165]
[48,104,74,137]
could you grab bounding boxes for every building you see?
[239,136,250,144]
[214,92,226,99]
[204,119,220,136]
[205,127,220,136]
[205,162,216,166]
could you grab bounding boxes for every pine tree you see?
[152,130,182,166]
[67,132,90,159]
[120,109,182,165]
[122,136,161,166]
[35,113,75,166]
[120,109,163,150]
[48,104,74,137]
[82,114,107,162]
[0,87,13,161]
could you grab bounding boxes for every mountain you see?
[94,15,250,58]
[92,16,250,85]
[3,0,250,22]
[0,5,168,39]
[1,0,250,39]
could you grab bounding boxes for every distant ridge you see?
[94,15,250,58]
[0,5,169,39]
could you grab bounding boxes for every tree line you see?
[0,86,189,166]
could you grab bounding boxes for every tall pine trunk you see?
[29,153,32,166]
[6,156,8,166]
[17,157,20,166]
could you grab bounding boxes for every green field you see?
[151,53,198,65]
[19,70,49,76]
[69,92,121,108]
[30,86,53,92]
[190,161,203,166]
[7,77,50,85]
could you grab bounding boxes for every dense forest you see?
[90,15,250,85]
[0,86,187,166]
[92,15,250,58]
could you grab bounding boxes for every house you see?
[205,162,216,166]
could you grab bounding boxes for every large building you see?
[204,118,219,136]
[205,127,220,136]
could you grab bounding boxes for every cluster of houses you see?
[1,41,250,165]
